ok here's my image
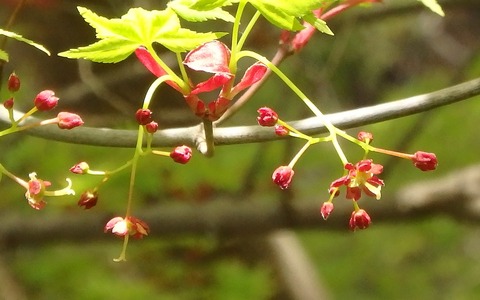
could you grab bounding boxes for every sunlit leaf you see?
[0,28,50,56]
[168,0,235,22]
[58,39,139,63]
[303,12,334,35]
[418,0,445,17]
[0,49,8,62]
[59,6,226,63]
[248,0,328,31]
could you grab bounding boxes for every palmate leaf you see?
[59,6,226,63]
[0,28,50,56]
[247,0,330,31]
[168,0,235,22]
[418,0,445,17]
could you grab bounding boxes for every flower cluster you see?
[258,107,438,231]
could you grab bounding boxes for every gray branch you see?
[1,77,479,148]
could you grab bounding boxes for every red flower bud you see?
[135,108,152,125]
[57,112,84,129]
[3,97,14,109]
[34,90,58,111]
[7,72,20,92]
[70,161,90,174]
[275,125,289,136]
[78,190,98,209]
[257,107,278,127]
[411,151,438,171]
[357,131,373,143]
[349,209,372,231]
[272,166,294,189]
[145,121,159,133]
[170,145,192,164]
[320,202,334,220]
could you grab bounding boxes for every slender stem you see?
[229,0,248,73]
[235,11,261,56]
[288,140,313,168]
[142,75,171,109]
[146,45,189,93]
[176,52,189,84]
[114,235,129,262]
[0,163,28,188]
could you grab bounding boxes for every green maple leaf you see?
[168,0,235,22]
[418,0,445,17]
[0,28,50,61]
[59,6,226,63]
[247,0,332,33]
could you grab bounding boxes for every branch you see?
[1,164,480,246]
[1,77,479,148]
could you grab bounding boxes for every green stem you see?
[176,52,189,84]
[143,75,172,109]
[0,163,27,188]
[114,235,129,262]
[146,45,189,93]
[238,50,349,165]
[288,140,313,168]
[229,0,248,73]
[235,11,261,57]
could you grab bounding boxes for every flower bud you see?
[3,97,14,109]
[57,112,84,129]
[257,107,278,127]
[34,90,58,111]
[275,125,289,136]
[272,166,294,189]
[78,190,98,209]
[357,131,373,144]
[70,162,90,174]
[170,145,192,164]
[320,202,334,220]
[411,151,437,171]
[145,121,159,133]
[135,108,152,125]
[7,72,20,92]
[349,209,372,231]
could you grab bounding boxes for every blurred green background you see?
[1,0,480,299]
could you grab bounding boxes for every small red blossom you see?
[330,160,384,201]
[170,145,192,164]
[25,173,51,210]
[57,112,84,129]
[145,121,159,133]
[275,125,289,136]
[70,162,90,174]
[104,216,150,239]
[78,190,98,209]
[411,151,438,171]
[3,97,14,109]
[34,90,58,111]
[257,107,278,127]
[135,108,152,125]
[272,166,294,189]
[320,202,334,220]
[357,131,373,144]
[7,72,20,92]
[349,209,372,231]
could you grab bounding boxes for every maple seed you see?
[34,90,59,111]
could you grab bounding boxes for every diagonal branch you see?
[1,77,479,148]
